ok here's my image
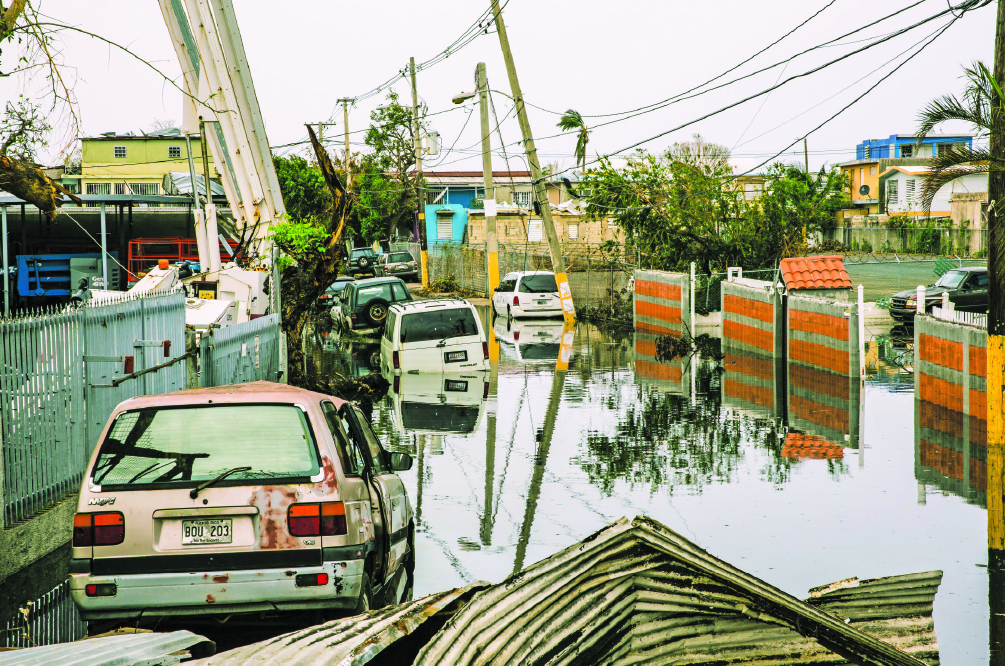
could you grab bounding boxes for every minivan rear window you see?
[519,274,558,293]
[91,405,320,487]
[390,253,413,262]
[400,308,479,343]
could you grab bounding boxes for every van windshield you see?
[519,274,558,293]
[91,405,320,488]
[400,308,479,343]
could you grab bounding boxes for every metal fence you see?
[200,313,283,387]
[1,580,87,648]
[843,255,986,302]
[694,269,777,314]
[932,305,987,328]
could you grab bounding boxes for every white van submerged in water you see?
[380,299,489,374]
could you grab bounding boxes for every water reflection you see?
[493,317,566,364]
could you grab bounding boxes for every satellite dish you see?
[859,184,870,196]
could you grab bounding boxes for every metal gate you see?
[200,313,282,387]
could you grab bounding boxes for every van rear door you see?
[399,306,482,372]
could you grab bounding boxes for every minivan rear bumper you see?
[71,559,364,620]
[512,304,564,319]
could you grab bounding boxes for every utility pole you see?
[476,62,500,297]
[489,0,574,324]
[803,137,809,175]
[410,57,429,288]
[988,1,1005,663]
[339,98,352,182]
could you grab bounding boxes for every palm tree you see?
[915,61,1005,211]
[556,109,590,170]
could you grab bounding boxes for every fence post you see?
[916,285,925,315]
[689,262,696,331]
[586,251,591,313]
[858,284,865,376]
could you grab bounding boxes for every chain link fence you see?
[842,255,986,302]
[694,269,778,315]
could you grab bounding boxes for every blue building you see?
[855,133,973,160]
[424,203,469,245]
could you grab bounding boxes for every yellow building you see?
[81,128,217,196]
[839,159,880,217]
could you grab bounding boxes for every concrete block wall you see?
[786,294,861,447]
[633,270,691,336]
[914,315,987,506]
[633,329,690,397]
[721,345,784,419]
[721,278,784,358]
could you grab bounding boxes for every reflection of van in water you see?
[383,369,487,436]
[493,317,566,363]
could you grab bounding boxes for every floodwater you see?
[315,305,988,665]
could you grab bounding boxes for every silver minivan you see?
[380,299,489,374]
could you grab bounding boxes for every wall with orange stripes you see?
[721,278,784,357]
[633,270,690,336]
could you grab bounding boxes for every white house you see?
[878,165,987,217]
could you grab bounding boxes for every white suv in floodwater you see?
[381,299,489,374]
[492,271,563,319]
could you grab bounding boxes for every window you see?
[859,168,864,183]
[436,216,453,240]
[514,191,532,208]
[86,182,111,195]
[905,179,916,204]
[356,283,394,307]
[391,282,409,301]
[864,145,871,159]
[527,219,543,241]
[426,188,446,205]
[91,405,321,487]
[886,180,898,204]
[113,146,127,158]
[973,272,989,288]
[321,401,365,476]
[935,270,967,289]
[114,183,129,195]
[900,144,913,158]
[384,312,398,342]
[870,166,876,175]
[519,274,558,293]
[607,219,618,230]
[131,183,159,195]
[352,406,387,474]
[169,146,182,159]
[390,252,413,263]
[568,223,579,240]
[400,308,479,344]
[498,277,517,292]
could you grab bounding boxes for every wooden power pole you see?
[410,57,429,288]
[477,62,500,300]
[489,0,574,323]
[989,0,1005,663]
[339,98,352,182]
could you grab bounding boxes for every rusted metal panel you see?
[0,629,214,665]
[191,582,487,665]
[413,516,937,666]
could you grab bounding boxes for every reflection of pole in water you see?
[481,355,499,546]
[512,349,570,575]
[416,434,425,527]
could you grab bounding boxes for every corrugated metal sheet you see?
[0,630,214,666]
[191,583,487,665]
[413,516,936,666]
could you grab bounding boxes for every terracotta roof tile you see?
[781,432,844,460]
[779,255,852,291]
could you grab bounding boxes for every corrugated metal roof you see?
[0,630,214,666]
[413,516,936,666]
[190,583,487,666]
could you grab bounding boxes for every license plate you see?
[536,300,550,305]
[182,518,233,545]
[445,350,467,363]
[445,379,468,391]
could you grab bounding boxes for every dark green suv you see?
[348,247,379,277]
[334,276,414,334]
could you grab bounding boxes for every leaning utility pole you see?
[339,98,352,181]
[988,1,1005,663]
[489,0,574,323]
[476,62,500,296]
[410,57,429,288]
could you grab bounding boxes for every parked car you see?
[381,299,489,374]
[317,276,354,310]
[493,317,567,363]
[889,267,988,321]
[375,251,418,281]
[333,277,413,335]
[348,247,379,278]
[491,271,563,319]
[382,368,487,436]
[70,381,414,629]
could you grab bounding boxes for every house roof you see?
[779,255,851,290]
[878,165,932,178]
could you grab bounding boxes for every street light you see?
[452,92,477,105]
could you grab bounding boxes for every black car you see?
[348,247,379,277]
[889,266,988,321]
[333,276,414,333]
[317,276,354,309]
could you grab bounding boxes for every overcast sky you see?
[8,0,998,175]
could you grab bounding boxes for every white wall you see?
[884,171,987,215]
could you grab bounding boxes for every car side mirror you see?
[388,452,413,471]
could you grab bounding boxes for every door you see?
[517,274,560,313]
[340,404,408,584]
[493,276,517,315]
[958,271,988,312]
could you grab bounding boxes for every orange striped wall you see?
[970,345,987,378]
[635,359,683,382]
[723,379,774,410]
[788,309,849,341]
[971,457,987,491]
[635,299,682,325]
[789,339,849,375]
[723,319,774,352]
[919,439,963,480]
[789,394,849,432]
[635,280,682,301]
[723,353,774,381]
[788,363,850,401]
[723,295,774,324]
[919,400,964,439]
[918,334,963,371]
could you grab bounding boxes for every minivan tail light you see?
[85,583,117,597]
[513,331,520,341]
[73,512,124,547]
[392,351,400,369]
[513,295,520,306]
[288,502,346,536]
[482,341,489,360]
[393,375,400,393]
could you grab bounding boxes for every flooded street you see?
[315,305,989,665]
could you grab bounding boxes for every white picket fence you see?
[931,306,987,329]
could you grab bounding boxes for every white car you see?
[382,368,487,436]
[492,317,566,363]
[491,271,563,319]
[380,299,489,374]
